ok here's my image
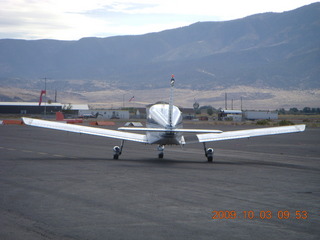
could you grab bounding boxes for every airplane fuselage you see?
[146,104,183,145]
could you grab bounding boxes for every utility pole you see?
[44,77,47,117]
[225,93,227,110]
[41,77,50,117]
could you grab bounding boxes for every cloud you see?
[0,0,318,40]
[0,0,112,39]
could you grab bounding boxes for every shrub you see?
[278,120,294,126]
[256,119,270,125]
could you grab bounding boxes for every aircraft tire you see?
[113,154,119,160]
[207,156,213,162]
[158,153,164,159]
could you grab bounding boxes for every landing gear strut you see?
[158,145,164,158]
[203,143,214,162]
[113,140,124,159]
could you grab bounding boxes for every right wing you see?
[22,117,148,143]
[196,124,305,142]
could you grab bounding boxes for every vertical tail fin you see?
[56,112,64,121]
[168,75,175,127]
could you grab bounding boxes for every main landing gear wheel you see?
[206,148,214,162]
[113,146,120,159]
[113,140,124,160]
[158,145,164,159]
[203,143,214,162]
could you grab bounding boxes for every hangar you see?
[78,109,130,119]
[0,102,89,114]
[0,102,62,114]
[244,110,278,120]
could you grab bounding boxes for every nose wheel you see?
[158,145,164,158]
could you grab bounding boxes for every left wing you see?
[22,117,148,143]
[196,124,305,143]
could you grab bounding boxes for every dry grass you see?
[1,85,319,110]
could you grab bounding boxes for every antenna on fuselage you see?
[169,74,175,128]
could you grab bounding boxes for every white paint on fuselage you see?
[146,104,183,145]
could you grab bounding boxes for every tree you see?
[289,107,299,114]
[302,107,311,113]
[278,108,286,114]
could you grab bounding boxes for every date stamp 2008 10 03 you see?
[211,210,308,220]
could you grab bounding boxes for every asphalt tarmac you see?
[0,123,319,240]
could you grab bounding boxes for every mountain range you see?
[0,3,319,106]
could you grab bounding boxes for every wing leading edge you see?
[22,117,148,143]
[118,127,223,133]
[196,124,305,142]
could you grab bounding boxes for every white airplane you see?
[22,75,305,162]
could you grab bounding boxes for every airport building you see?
[218,110,243,121]
[0,102,89,114]
[244,110,278,120]
[217,109,278,121]
[0,102,62,114]
[78,110,130,119]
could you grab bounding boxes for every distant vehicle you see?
[22,75,305,162]
[56,112,83,124]
[79,112,101,119]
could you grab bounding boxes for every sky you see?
[0,0,318,40]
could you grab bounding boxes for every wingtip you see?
[299,124,306,132]
[21,117,32,125]
[292,124,306,132]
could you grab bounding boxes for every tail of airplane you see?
[168,75,175,128]
[56,112,64,121]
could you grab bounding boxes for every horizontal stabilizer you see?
[118,127,223,133]
[197,124,305,142]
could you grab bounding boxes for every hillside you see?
[0,3,319,107]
